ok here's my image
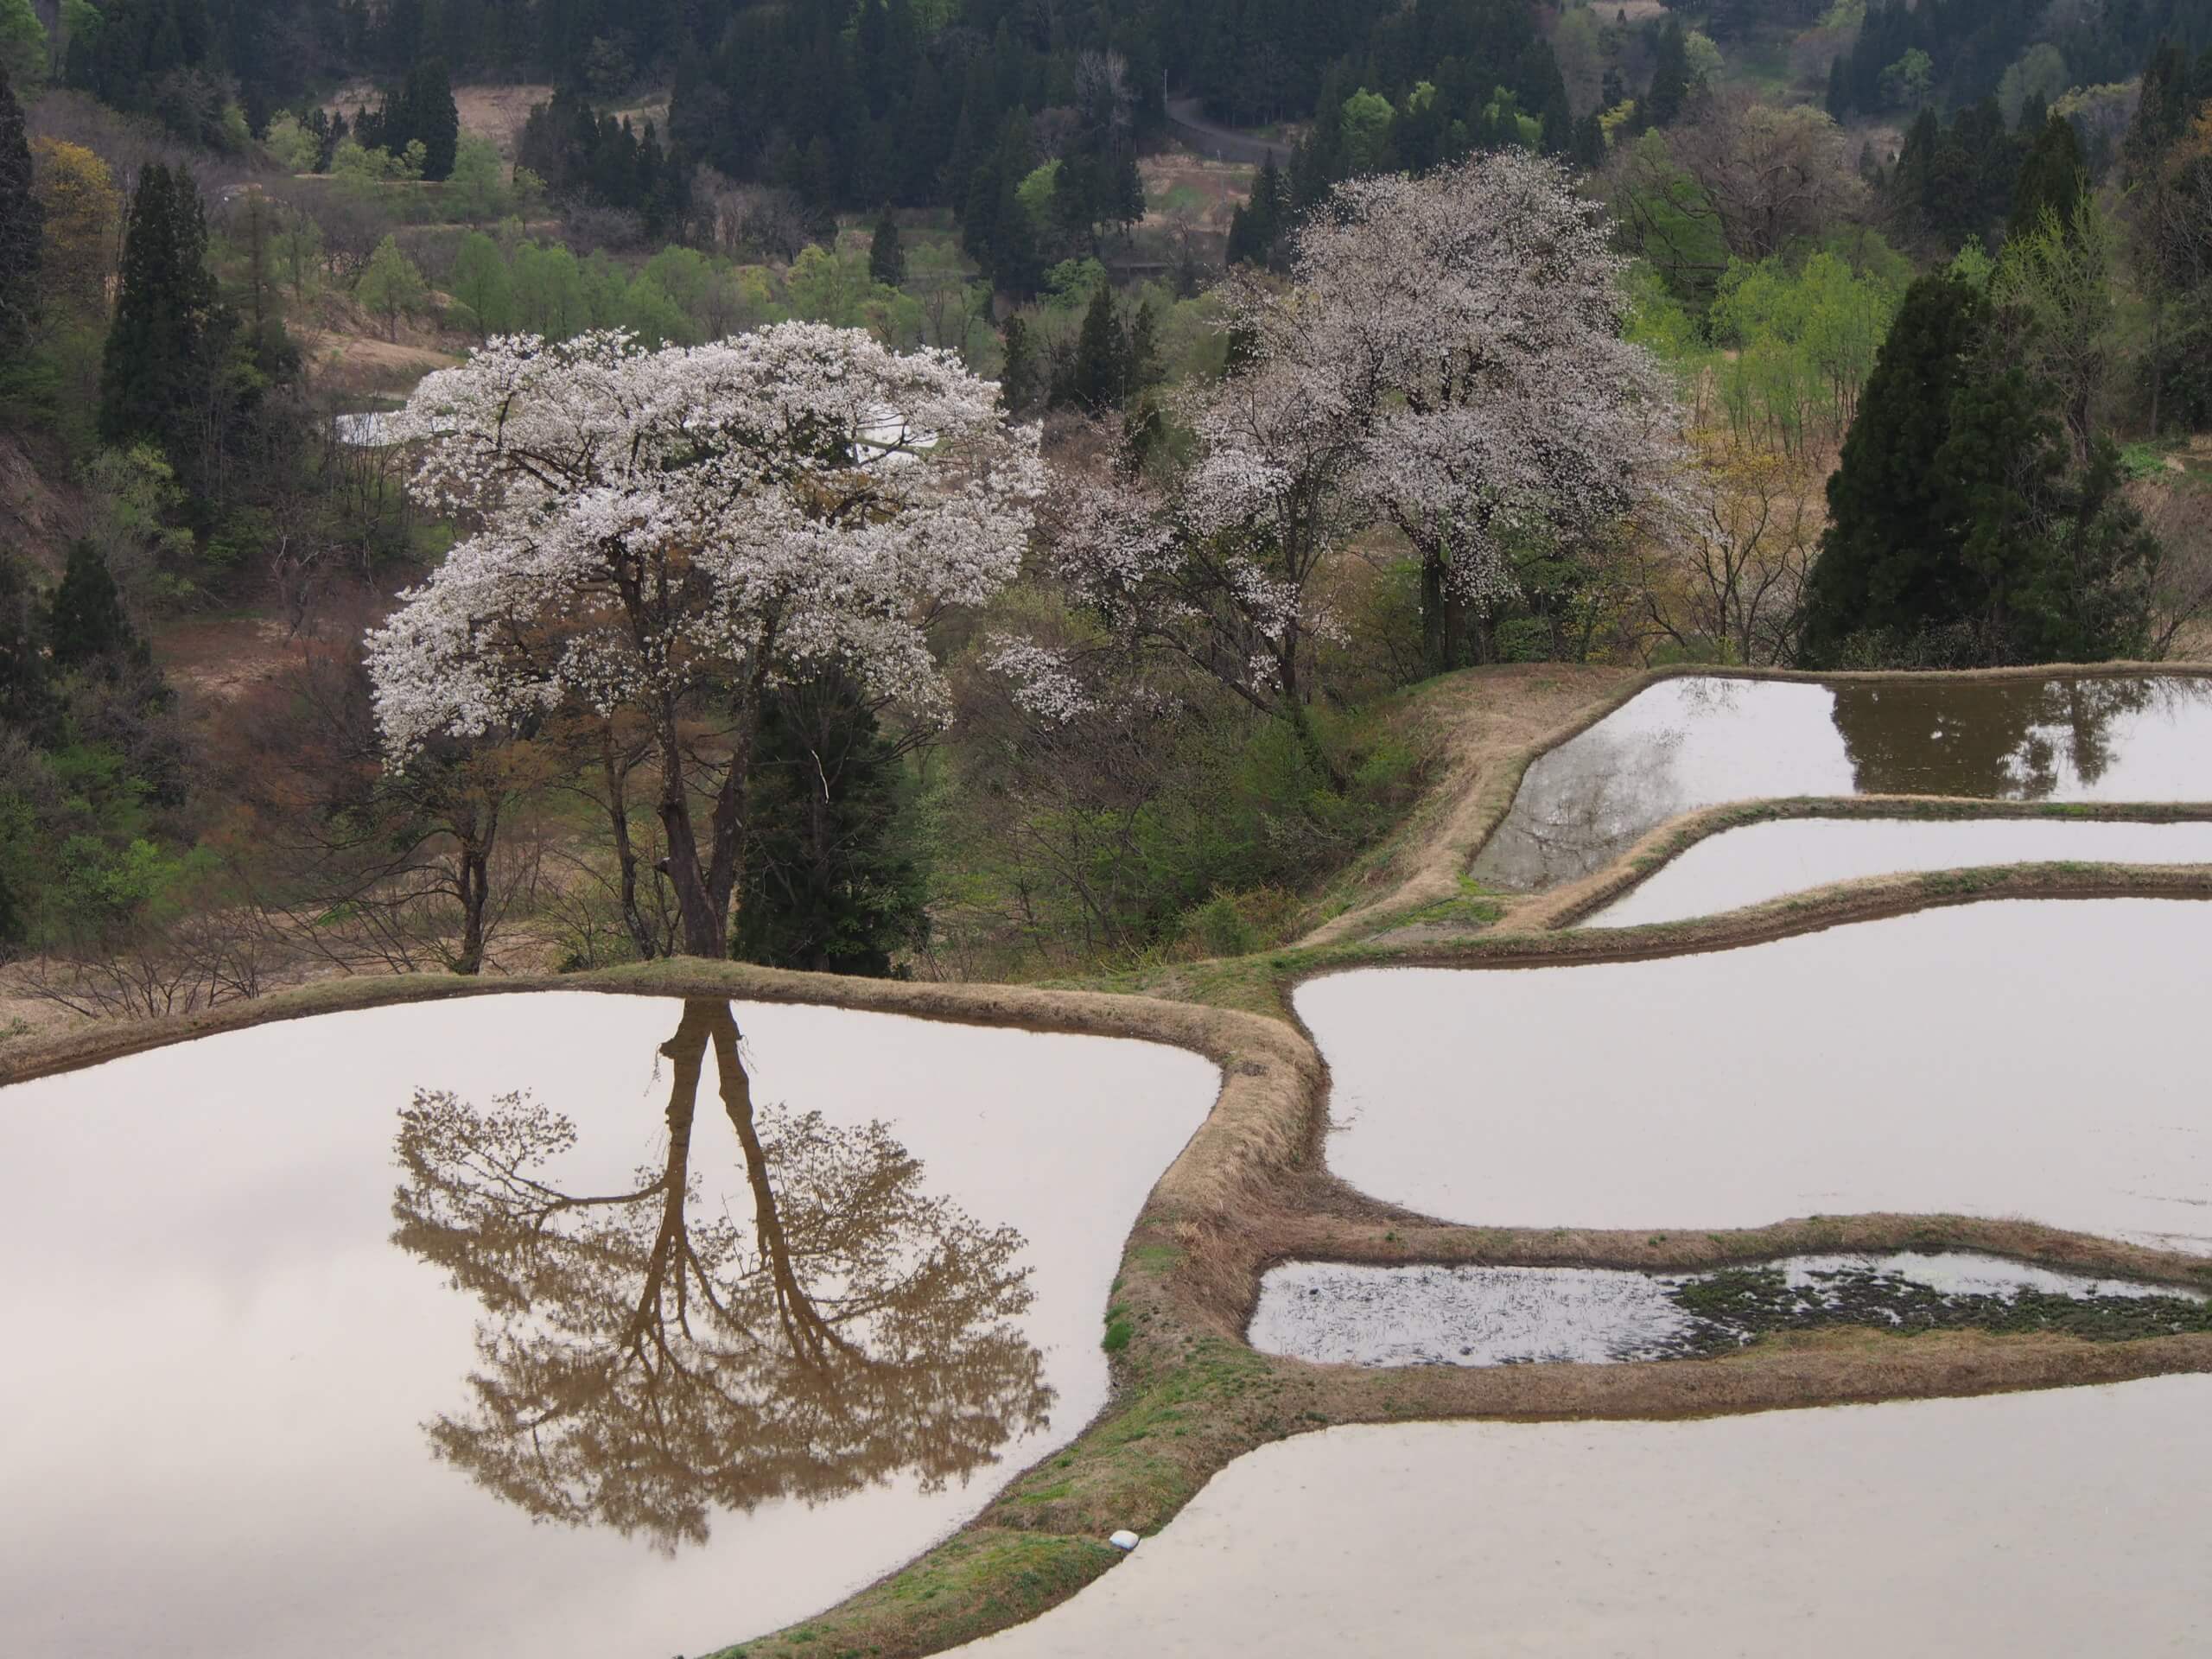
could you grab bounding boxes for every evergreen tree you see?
[868,205,904,287]
[1800,272,1986,664]
[0,62,38,363]
[1068,279,1124,410]
[2007,111,2082,245]
[48,541,145,673]
[1646,18,1691,128]
[0,545,54,741]
[99,163,221,454]
[731,672,929,977]
[998,314,1034,416]
[404,57,460,181]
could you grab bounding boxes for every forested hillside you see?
[3,0,2211,1036]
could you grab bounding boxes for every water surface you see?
[1586,817,2212,927]
[963,1377,2212,1656]
[1473,674,2212,888]
[0,992,1213,1659]
[1302,900,2212,1251]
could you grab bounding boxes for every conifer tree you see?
[998,315,1034,416]
[1646,18,1691,128]
[868,206,904,287]
[0,61,39,363]
[405,57,460,181]
[48,541,145,673]
[1800,272,1985,664]
[99,162,219,453]
[2008,111,2083,245]
[0,545,54,741]
[731,671,929,977]
[1069,279,1124,411]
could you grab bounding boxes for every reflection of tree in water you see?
[1831,677,2162,798]
[391,998,1051,1554]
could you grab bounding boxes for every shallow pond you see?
[1302,899,2212,1252]
[1471,674,2212,889]
[0,992,1214,1659]
[1249,1253,2209,1368]
[1586,816,2212,927]
[333,410,394,445]
[962,1376,2212,1656]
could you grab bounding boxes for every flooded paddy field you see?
[1472,673,2212,889]
[1304,900,2212,1252]
[1249,1253,2209,1368]
[961,1376,2212,1656]
[1586,816,2212,927]
[0,992,1214,1659]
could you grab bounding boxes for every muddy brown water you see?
[0,992,1214,1659]
[1472,674,2212,890]
[1585,817,2212,927]
[1303,900,2212,1253]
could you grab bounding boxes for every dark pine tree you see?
[0,62,37,364]
[405,57,461,181]
[48,542,148,674]
[868,206,905,287]
[2007,111,2084,244]
[1645,18,1691,128]
[731,672,930,977]
[0,545,54,742]
[1799,272,1986,665]
[998,315,1034,416]
[99,163,219,454]
[1068,280,1125,411]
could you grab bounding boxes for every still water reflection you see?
[397,1000,1050,1554]
[1472,674,2212,888]
[0,993,1212,1659]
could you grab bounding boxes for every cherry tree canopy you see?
[365,324,1041,955]
[369,325,1041,751]
[1014,150,1681,718]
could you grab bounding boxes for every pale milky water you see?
[0,992,1216,1659]
[1301,900,2212,1252]
[332,410,394,445]
[1249,1253,2205,1368]
[961,1376,2212,1656]
[1586,816,2212,926]
[1471,674,2212,889]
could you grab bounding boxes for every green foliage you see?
[0,0,44,87]
[355,233,427,340]
[443,134,509,226]
[732,673,931,978]
[262,111,319,173]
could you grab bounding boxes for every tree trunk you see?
[600,729,661,960]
